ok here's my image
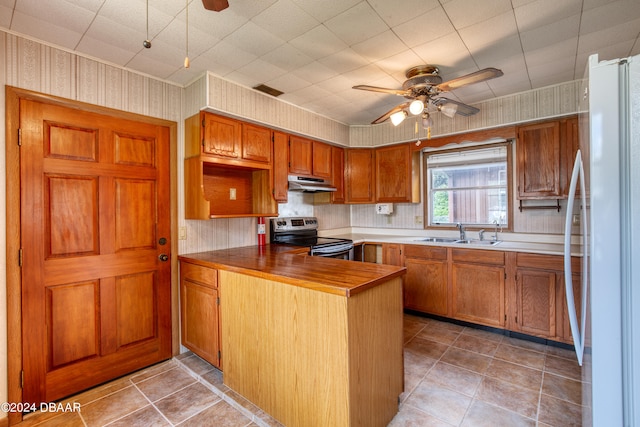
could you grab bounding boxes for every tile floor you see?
[20,314,589,426]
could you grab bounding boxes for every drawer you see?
[180,261,217,288]
[452,248,505,265]
[403,244,447,261]
[516,252,581,272]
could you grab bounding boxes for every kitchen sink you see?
[415,237,460,243]
[455,239,501,246]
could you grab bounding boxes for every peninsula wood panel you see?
[220,270,403,427]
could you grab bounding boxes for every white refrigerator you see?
[564,53,640,426]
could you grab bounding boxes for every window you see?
[425,143,509,228]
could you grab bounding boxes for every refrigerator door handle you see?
[564,150,587,366]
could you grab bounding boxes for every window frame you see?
[422,141,513,232]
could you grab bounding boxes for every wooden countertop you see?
[178,244,406,297]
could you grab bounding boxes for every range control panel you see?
[271,217,318,232]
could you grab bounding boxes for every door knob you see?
[158,254,169,262]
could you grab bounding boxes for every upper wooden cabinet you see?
[184,112,277,219]
[288,136,332,179]
[516,116,578,199]
[375,144,420,203]
[345,148,375,204]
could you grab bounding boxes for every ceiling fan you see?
[202,0,229,11]
[353,65,503,126]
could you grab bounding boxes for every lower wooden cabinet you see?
[180,260,221,368]
[451,249,506,328]
[403,245,449,316]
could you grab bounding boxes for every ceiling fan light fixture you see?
[439,103,458,118]
[409,99,424,115]
[390,110,407,126]
[422,113,433,129]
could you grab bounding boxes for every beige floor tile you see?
[106,405,170,426]
[405,336,450,360]
[23,411,85,427]
[452,333,500,357]
[404,315,428,342]
[154,382,220,424]
[503,335,548,353]
[426,361,483,397]
[389,404,455,426]
[542,372,582,405]
[494,343,546,370]
[404,379,472,425]
[179,354,218,376]
[461,326,504,343]
[544,354,582,381]
[201,366,230,393]
[178,400,253,426]
[440,347,492,374]
[461,400,535,427]
[484,358,543,391]
[80,386,150,427]
[134,366,198,402]
[538,393,584,426]
[416,325,461,345]
[475,377,540,419]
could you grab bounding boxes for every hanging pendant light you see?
[143,0,151,48]
[184,0,190,68]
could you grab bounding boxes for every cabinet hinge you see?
[505,272,507,280]
[18,248,23,267]
[216,296,220,306]
[218,351,221,361]
[515,316,518,324]
[21,370,24,388]
[18,128,22,146]
[202,118,205,128]
[504,314,507,322]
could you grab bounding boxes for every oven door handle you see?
[310,247,353,257]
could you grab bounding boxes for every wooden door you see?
[451,263,505,328]
[202,112,242,159]
[382,243,403,266]
[242,123,272,164]
[330,145,345,203]
[517,120,561,198]
[375,144,411,202]
[289,135,312,176]
[272,131,289,203]
[515,268,557,338]
[345,148,375,203]
[311,141,332,178]
[404,258,449,316]
[20,99,172,405]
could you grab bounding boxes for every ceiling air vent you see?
[253,84,284,97]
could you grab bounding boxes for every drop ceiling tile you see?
[513,0,582,30]
[223,0,277,20]
[351,30,407,63]
[368,0,440,27]
[391,6,455,48]
[324,2,389,46]
[252,0,318,41]
[290,60,339,84]
[223,20,286,57]
[580,1,640,35]
[375,50,425,81]
[14,0,96,34]
[82,15,145,54]
[341,63,389,87]
[519,15,580,52]
[260,43,314,72]
[154,11,221,58]
[287,83,333,102]
[577,18,640,55]
[11,11,83,49]
[318,47,369,74]
[412,32,475,69]
[289,25,348,60]
[75,35,137,66]
[126,51,183,79]
[458,11,518,52]
[98,0,173,38]
[441,0,513,29]
[265,71,311,93]
[189,6,248,38]
[198,40,257,72]
[316,73,357,93]
[524,38,578,67]
[237,58,288,84]
[292,0,361,23]
[527,56,575,82]
[467,35,523,70]
[0,5,12,27]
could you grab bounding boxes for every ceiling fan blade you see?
[202,0,229,11]
[436,68,503,92]
[432,98,480,117]
[353,85,409,97]
[371,102,410,124]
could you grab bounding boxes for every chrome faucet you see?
[456,223,466,240]
[492,220,500,241]
[478,229,485,241]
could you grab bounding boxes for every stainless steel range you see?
[270,217,354,260]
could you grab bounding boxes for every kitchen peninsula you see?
[178,245,406,427]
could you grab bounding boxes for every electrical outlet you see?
[572,214,580,226]
[415,216,423,224]
[179,226,187,240]
[230,188,236,200]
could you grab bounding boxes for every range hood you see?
[288,175,337,192]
